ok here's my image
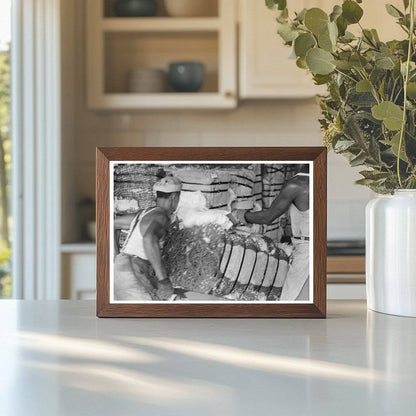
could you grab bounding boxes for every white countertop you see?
[0,300,415,415]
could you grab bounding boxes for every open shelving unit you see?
[86,0,237,109]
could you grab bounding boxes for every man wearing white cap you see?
[113,175,182,301]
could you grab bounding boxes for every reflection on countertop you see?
[0,300,415,415]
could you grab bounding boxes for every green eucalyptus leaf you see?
[266,0,287,11]
[306,47,335,75]
[277,23,299,42]
[334,139,356,152]
[381,132,409,162]
[313,74,332,85]
[401,61,416,76]
[359,170,391,180]
[369,136,381,162]
[329,82,341,101]
[393,61,402,78]
[336,15,348,36]
[372,101,403,130]
[350,53,368,69]
[328,21,338,44]
[370,67,386,84]
[342,0,364,24]
[333,59,353,70]
[379,78,386,99]
[407,82,416,99]
[375,56,396,70]
[294,33,315,57]
[340,31,356,42]
[356,79,372,92]
[295,8,307,22]
[296,57,307,69]
[276,14,288,24]
[318,31,334,52]
[330,5,343,22]
[350,152,368,167]
[355,178,377,185]
[304,8,329,35]
[399,14,411,29]
[371,29,380,42]
[363,29,375,44]
[344,113,374,147]
[349,92,377,107]
[385,4,404,18]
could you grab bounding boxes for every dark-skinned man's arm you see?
[142,213,174,299]
[245,182,298,225]
[113,213,137,256]
[114,213,137,230]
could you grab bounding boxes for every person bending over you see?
[113,176,181,301]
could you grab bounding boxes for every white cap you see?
[153,175,182,193]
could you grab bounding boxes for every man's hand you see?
[230,209,248,226]
[156,278,174,300]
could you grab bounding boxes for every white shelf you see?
[89,92,236,110]
[101,17,221,32]
[61,242,96,254]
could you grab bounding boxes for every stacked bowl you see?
[127,68,167,93]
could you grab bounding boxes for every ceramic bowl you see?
[114,0,158,17]
[168,62,205,93]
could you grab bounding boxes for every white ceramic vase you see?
[366,190,416,317]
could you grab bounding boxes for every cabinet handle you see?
[225,91,234,98]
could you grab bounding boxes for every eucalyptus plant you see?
[266,0,416,193]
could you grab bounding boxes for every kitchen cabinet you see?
[86,0,237,109]
[239,0,324,99]
[61,244,96,300]
[238,0,405,99]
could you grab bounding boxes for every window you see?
[0,0,11,298]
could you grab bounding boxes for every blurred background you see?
[0,0,404,300]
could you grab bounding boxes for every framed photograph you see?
[96,147,327,318]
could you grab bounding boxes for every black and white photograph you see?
[110,161,313,303]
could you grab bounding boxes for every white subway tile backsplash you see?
[145,131,201,147]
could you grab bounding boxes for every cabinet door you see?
[360,0,404,41]
[239,0,321,99]
[239,0,403,99]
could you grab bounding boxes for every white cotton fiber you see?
[176,191,233,230]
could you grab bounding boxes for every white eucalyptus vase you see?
[366,190,416,317]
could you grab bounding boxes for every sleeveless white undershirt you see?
[289,173,309,238]
[121,207,160,260]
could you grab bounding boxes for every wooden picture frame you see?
[97,147,327,318]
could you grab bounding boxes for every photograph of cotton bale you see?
[114,163,165,212]
[111,161,312,303]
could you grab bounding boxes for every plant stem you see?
[358,69,380,104]
[334,68,357,83]
[397,0,415,188]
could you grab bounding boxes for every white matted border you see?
[109,161,314,304]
